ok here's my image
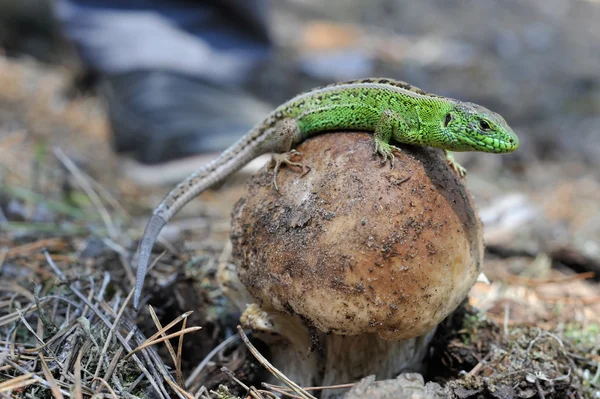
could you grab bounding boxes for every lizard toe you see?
[270,151,310,190]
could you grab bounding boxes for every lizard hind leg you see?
[263,118,310,191]
[270,149,310,191]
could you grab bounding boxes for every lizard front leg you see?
[263,118,310,191]
[443,150,467,178]
[373,110,408,168]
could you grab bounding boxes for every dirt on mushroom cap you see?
[231,132,484,340]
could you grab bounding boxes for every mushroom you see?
[225,132,483,397]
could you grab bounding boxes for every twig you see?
[535,379,546,399]
[148,305,181,378]
[186,333,240,388]
[91,377,118,399]
[92,287,135,387]
[74,350,83,399]
[24,322,78,354]
[101,347,123,392]
[4,357,72,397]
[97,272,111,303]
[6,238,65,257]
[164,377,196,399]
[124,327,202,361]
[122,369,145,394]
[0,373,37,393]
[237,326,316,399]
[467,352,493,377]
[90,177,131,221]
[265,385,305,399]
[263,382,357,393]
[220,367,264,399]
[194,386,211,399]
[53,146,118,240]
[34,285,58,335]
[257,390,281,399]
[122,321,184,399]
[176,314,187,387]
[139,310,194,348]
[39,353,66,399]
[16,309,45,347]
[42,251,169,399]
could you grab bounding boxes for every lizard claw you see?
[451,163,467,178]
[374,140,400,169]
[380,152,395,168]
[270,150,311,191]
[444,150,467,178]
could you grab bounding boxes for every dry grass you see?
[0,250,200,398]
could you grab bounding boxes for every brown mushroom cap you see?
[231,132,483,340]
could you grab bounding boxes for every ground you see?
[0,0,599,398]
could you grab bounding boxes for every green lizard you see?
[132,78,519,309]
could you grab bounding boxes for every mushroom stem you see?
[320,331,436,398]
[239,304,437,398]
[241,304,322,387]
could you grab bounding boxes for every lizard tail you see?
[132,129,268,309]
[133,214,166,309]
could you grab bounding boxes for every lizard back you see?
[261,78,451,140]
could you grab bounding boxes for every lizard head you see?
[441,102,519,153]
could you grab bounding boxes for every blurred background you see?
[2,0,600,167]
[2,0,599,267]
[1,0,599,397]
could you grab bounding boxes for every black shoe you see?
[101,70,271,164]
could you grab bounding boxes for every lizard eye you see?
[444,113,453,127]
[479,120,491,131]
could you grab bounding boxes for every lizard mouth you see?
[493,136,519,153]
[461,136,518,153]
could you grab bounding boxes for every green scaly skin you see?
[133,78,519,309]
